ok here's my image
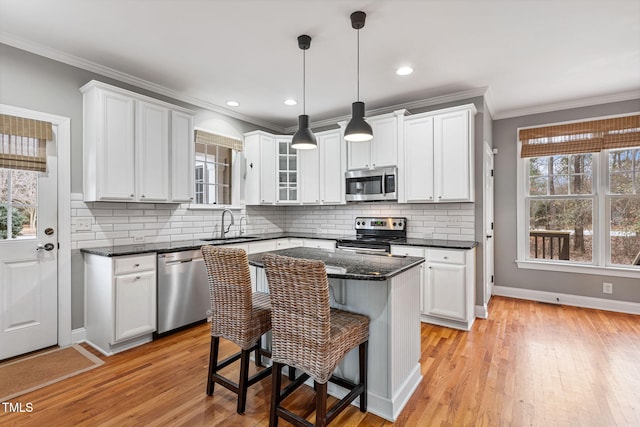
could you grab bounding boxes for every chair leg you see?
[359,340,368,412]
[288,366,296,381]
[255,336,263,367]
[315,381,328,427]
[237,349,251,414]
[270,362,283,427]
[206,336,219,396]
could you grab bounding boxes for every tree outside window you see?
[0,168,37,239]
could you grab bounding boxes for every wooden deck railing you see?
[530,230,571,260]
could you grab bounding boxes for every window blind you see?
[194,129,242,151]
[0,114,53,172]
[519,114,640,158]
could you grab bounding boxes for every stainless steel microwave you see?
[345,166,397,202]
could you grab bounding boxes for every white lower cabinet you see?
[85,253,157,355]
[391,245,475,330]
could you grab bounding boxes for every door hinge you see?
[491,275,494,283]
[490,169,494,177]
[491,222,494,230]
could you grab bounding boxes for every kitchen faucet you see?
[221,209,235,238]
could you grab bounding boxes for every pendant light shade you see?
[344,11,373,142]
[291,34,317,150]
[344,101,373,142]
[291,114,317,149]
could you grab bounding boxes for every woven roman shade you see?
[195,129,242,151]
[0,114,53,172]
[519,114,640,158]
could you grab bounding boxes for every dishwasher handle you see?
[164,258,195,266]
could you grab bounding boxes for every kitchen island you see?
[248,247,424,422]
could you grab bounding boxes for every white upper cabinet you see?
[402,104,476,203]
[170,111,195,203]
[243,131,276,205]
[434,109,473,201]
[81,80,194,203]
[298,144,320,204]
[136,100,169,202]
[276,136,297,203]
[244,129,346,206]
[404,115,435,202]
[346,110,406,170]
[318,129,345,204]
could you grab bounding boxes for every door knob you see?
[36,243,55,251]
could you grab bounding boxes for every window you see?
[517,113,640,272]
[193,130,242,206]
[0,114,51,239]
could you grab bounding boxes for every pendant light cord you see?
[356,29,360,102]
[302,48,306,115]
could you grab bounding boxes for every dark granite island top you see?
[247,247,424,281]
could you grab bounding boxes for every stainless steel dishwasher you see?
[157,249,209,335]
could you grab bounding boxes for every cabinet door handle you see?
[443,256,448,260]
[134,263,140,267]
[135,276,141,280]
[130,194,134,197]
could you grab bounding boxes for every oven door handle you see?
[336,245,389,253]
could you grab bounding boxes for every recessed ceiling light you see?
[284,99,298,106]
[226,100,240,107]
[396,66,414,76]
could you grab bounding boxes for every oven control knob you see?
[399,222,403,227]
[393,222,397,226]
[357,221,361,226]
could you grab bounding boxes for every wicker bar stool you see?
[263,253,370,427]
[201,245,272,414]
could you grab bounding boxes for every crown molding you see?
[286,87,490,133]
[1,33,286,133]
[492,90,640,120]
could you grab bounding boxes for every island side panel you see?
[389,265,423,420]
[329,277,390,402]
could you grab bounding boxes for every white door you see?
[0,131,58,360]
[483,142,495,305]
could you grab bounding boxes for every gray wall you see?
[493,98,640,303]
[0,44,275,329]
[0,43,276,193]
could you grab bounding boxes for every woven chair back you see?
[262,253,332,379]
[201,245,254,344]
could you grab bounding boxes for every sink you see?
[201,236,258,243]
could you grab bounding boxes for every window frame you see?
[516,114,640,279]
[189,129,242,210]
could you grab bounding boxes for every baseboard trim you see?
[475,304,488,319]
[493,286,640,315]
[71,327,86,343]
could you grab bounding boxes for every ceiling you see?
[1,0,639,131]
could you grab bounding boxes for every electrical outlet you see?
[75,218,92,231]
[603,282,613,294]
[133,235,144,243]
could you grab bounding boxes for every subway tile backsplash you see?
[70,193,475,249]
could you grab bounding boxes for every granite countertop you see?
[247,247,425,281]
[80,232,478,257]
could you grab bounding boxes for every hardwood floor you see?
[1,296,639,426]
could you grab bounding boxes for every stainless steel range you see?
[336,217,407,254]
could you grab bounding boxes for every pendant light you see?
[344,11,373,142]
[291,34,317,150]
